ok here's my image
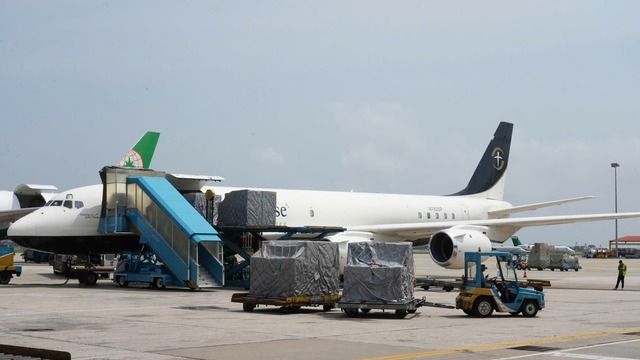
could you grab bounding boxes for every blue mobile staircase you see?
[101,172,224,289]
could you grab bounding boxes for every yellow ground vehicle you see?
[457,251,545,317]
[0,246,22,284]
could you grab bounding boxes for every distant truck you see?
[0,246,22,284]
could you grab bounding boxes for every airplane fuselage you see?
[8,183,512,254]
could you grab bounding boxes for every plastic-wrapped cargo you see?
[341,242,414,303]
[218,190,276,226]
[249,241,340,298]
[183,192,207,219]
[527,243,554,269]
[550,253,581,269]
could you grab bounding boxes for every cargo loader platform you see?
[231,292,341,312]
[337,297,454,319]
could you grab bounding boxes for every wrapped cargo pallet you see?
[249,241,340,298]
[341,242,414,304]
[218,190,276,226]
[527,243,554,269]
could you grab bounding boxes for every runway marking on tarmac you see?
[497,337,640,359]
[360,327,640,360]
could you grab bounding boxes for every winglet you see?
[117,131,160,169]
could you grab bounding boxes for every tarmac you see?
[2,254,640,360]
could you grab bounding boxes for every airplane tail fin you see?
[117,131,160,169]
[449,122,513,199]
[511,236,522,246]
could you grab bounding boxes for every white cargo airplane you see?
[0,131,160,239]
[8,122,640,270]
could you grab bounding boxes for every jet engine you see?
[428,225,492,269]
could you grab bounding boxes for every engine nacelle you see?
[428,225,492,269]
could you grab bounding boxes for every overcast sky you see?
[2,1,640,248]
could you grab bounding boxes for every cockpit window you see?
[63,200,73,209]
[50,200,64,207]
[45,200,53,206]
[75,201,84,209]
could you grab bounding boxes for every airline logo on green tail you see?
[118,131,160,169]
[491,147,505,171]
[119,150,145,168]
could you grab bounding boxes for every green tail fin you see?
[118,131,160,169]
[511,236,522,246]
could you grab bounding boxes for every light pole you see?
[611,162,620,258]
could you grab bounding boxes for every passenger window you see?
[63,200,73,209]
[427,213,431,219]
[435,213,440,220]
[444,213,448,220]
[75,201,84,209]
[418,212,423,219]
[452,213,456,220]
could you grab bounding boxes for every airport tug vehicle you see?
[456,251,545,317]
[0,246,22,284]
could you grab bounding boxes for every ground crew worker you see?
[614,260,627,290]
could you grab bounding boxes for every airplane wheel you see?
[521,300,538,318]
[474,298,494,317]
[395,310,408,319]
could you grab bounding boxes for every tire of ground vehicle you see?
[395,310,408,319]
[84,271,98,286]
[473,297,494,317]
[360,308,371,313]
[322,305,333,312]
[0,271,11,284]
[344,308,358,317]
[463,309,475,316]
[116,276,128,287]
[242,303,255,312]
[521,300,538,317]
[153,277,166,290]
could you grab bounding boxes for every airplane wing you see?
[346,212,640,243]
[0,208,38,224]
[488,196,594,217]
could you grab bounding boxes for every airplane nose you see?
[8,212,37,237]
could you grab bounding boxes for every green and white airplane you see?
[0,131,160,238]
